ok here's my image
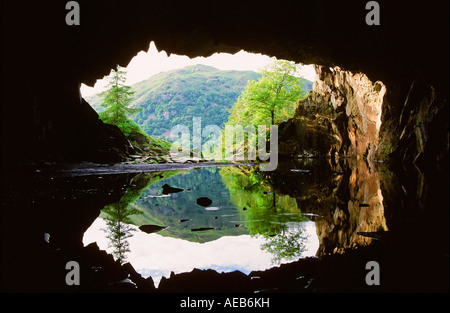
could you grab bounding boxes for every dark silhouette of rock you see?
[139,224,167,234]
[191,227,215,232]
[196,197,212,207]
[162,183,184,194]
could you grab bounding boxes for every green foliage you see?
[328,100,334,112]
[97,66,143,137]
[88,65,261,141]
[148,135,172,152]
[87,64,312,146]
[226,59,308,128]
[219,166,307,265]
[219,166,305,236]
[223,59,309,155]
[101,173,152,263]
[383,144,393,154]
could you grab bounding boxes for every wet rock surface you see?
[162,183,184,194]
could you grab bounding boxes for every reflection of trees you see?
[219,166,307,265]
[101,174,151,263]
[261,224,308,265]
[102,202,141,264]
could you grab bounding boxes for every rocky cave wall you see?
[279,60,448,172]
[279,65,387,159]
[1,0,448,171]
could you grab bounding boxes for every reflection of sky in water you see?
[83,218,319,287]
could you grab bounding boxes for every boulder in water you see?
[196,197,212,207]
[139,224,168,234]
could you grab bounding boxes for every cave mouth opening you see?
[79,41,317,145]
[72,39,397,292]
[78,38,391,165]
[80,41,317,98]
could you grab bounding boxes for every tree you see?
[219,166,307,265]
[101,174,149,263]
[226,59,307,128]
[99,65,142,136]
[260,225,307,265]
[102,202,139,264]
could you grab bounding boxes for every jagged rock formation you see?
[279,65,386,159]
[376,78,449,169]
[279,62,448,174]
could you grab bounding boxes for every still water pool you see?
[83,166,320,287]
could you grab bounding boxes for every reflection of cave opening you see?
[82,166,323,288]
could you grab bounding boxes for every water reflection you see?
[101,203,140,264]
[83,158,390,286]
[219,166,309,264]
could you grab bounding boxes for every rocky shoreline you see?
[12,160,244,179]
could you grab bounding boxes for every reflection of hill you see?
[127,167,248,243]
[106,159,389,255]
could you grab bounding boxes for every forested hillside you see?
[86,64,312,141]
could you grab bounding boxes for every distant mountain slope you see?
[86,64,313,141]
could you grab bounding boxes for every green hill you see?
[86,64,312,141]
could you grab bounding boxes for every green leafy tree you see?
[261,225,307,265]
[223,59,307,156]
[226,59,307,128]
[99,65,142,136]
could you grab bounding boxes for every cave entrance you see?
[80,41,316,145]
[74,40,395,292]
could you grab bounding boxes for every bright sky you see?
[80,41,316,97]
[83,218,319,287]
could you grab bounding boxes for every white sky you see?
[80,41,316,97]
